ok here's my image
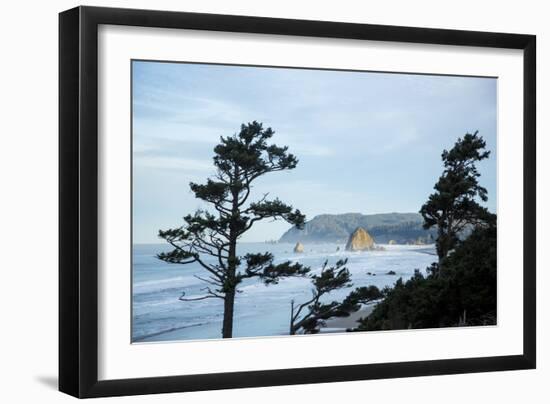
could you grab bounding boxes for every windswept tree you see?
[290,259,383,334]
[354,133,497,332]
[420,131,495,268]
[158,122,309,338]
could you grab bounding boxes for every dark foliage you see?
[356,224,496,330]
[356,132,497,331]
[420,131,495,264]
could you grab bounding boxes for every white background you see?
[98,25,524,380]
[0,0,547,403]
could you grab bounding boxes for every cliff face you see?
[345,227,375,251]
[279,212,436,244]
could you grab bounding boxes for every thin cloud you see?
[134,155,213,172]
[132,61,497,243]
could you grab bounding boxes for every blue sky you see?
[132,60,497,243]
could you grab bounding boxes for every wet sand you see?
[320,305,375,332]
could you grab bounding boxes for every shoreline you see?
[320,305,375,333]
[133,243,435,342]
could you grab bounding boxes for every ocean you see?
[132,242,436,342]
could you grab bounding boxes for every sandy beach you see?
[320,304,376,333]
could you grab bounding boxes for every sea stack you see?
[345,227,375,251]
[293,242,305,253]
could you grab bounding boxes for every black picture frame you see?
[59,5,536,398]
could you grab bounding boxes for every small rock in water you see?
[387,270,397,275]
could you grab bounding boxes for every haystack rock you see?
[294,242,304,253]
[345,227,375,251]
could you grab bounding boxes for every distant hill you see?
[278,212,437,244]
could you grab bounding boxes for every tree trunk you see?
[222,166,240,339]
[223,231,237,338]
[289,300,295,335]
[222,289,235,338]
[436,228,453,272]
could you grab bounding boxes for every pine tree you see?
[355,132,497,331]
[158,122,309,338]
[420,131,495,269]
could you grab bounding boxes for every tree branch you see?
[178,288,224,301]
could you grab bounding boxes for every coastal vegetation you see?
[355,132,497,330]
[420,131,495,265]
[157,123,496,338]
[289,259,383,334]
[157,122,310,338]
[356,223,496,330]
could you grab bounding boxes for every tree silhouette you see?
[158,122,309,338]
[354,132,497,331]
[420,131,495,269]
[290,259,383,334]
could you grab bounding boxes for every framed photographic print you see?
[59,6,536,398]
